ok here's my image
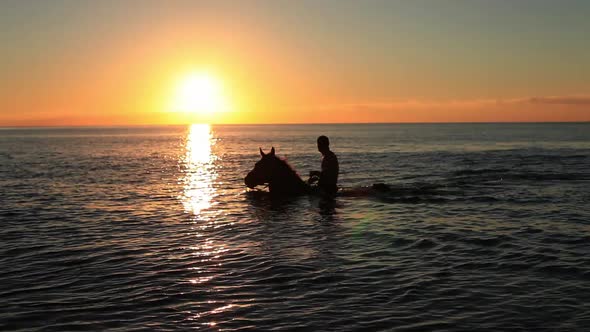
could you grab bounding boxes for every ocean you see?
[1,123,589,331]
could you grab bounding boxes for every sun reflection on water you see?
[181,124,218,216]
[180,124,243,325]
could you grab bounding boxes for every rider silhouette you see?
[308,135,339,195]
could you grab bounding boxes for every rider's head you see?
[317,135,330,154]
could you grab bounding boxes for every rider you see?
[308,135,339,195]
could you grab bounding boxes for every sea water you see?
[1,123,589,331]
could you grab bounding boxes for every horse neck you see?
[269,160,308,193]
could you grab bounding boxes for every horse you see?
[244,147,311,196]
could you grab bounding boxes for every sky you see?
[1,0,589,126]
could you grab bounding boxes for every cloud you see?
[528,96,590,106]
[296,95,590,112]
[298,99,515,112]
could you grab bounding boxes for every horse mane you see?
[272,155,303,179]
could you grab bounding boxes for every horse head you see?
[244,147,277,188]
[245,147,309,195]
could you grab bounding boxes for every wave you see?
[452,168,590,182]
[0,152,13,160]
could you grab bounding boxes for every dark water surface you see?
[1,123,590,331]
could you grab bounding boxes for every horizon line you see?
[1,120,589,129]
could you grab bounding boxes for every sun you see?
[172,72,227,114]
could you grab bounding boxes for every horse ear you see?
[259,147,265,156]
[270,147,275,156]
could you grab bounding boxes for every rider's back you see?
[319,150,339,194]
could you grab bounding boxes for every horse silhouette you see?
[245,147,310,196]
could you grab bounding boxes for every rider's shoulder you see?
[325,150,338,161]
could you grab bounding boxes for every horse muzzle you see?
[244,172,259,188]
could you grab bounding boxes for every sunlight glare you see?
[173,73,228,114]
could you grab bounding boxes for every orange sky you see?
[1,1,589,126]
